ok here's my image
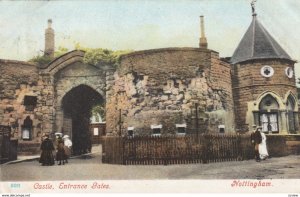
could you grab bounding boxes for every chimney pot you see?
[44,19,55,58]
[199,15,208,49]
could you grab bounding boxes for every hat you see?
[62,135,69,139]
[55,132,63,137]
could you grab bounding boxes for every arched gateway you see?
[62,85,104,154]
[40,50,110,154]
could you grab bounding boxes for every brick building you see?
[231,12,298,134]
[0,8,298,154]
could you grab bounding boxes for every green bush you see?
[82,48,133,67]
[29,43,133,68]
[28,46,69,67]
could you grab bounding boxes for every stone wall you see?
[232,59,297,132]
[0,60,43,142]
[52,61,107,134]
[0,50,111,148]
[36,73,55,134]
[106,48,234,135]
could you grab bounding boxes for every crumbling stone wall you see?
[0,48,235,149]
[106,48,234,135]
[37,73,55,134]
[0,60,43,142]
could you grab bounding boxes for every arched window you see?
[22,116,33,140]
[259,95,279,133]
[286,95,295,111]
[286,95,296,133]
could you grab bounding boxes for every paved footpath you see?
[1,149,300,181]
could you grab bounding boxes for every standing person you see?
[39,133,55,166]
[251,124,257,133]
[56,135,66,165]
[259,128,269,160]
[63,135,72,163]
[250,126,262,162]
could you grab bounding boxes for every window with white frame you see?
[127,127,134,137]
[285,67,294,78]
[260,65,274,78]
[151,125,162,136]
[218,125,225,133]
[176,124,186,135]
[259,95,279,133]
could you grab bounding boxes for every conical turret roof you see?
[230,15,292,64]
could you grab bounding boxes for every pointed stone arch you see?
[57,82,105,110]
[257,94,280,133]
[42,50,86,75]
[284,91,299,133]
[44,50,108,136]
[254,91,285,111]
[284,91,298,110]
[59,84,105,155]
[252,90,299,134]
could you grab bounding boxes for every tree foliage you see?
[91,104,106,121]
[28,46,69,66]
[29,43,133,68]
[28,55,53,67]
[54,46,68,57]
[75,43,133,67]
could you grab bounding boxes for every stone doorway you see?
[61,84,104,155]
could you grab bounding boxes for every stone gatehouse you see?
[0,9,299,154]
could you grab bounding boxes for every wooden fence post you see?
[236,134,242,161]
[202,134,208,164]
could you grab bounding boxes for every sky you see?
[1,0,300,81]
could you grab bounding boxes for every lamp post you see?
[119,109,122,136]
[117,90,126,137]
[192,100,199,138]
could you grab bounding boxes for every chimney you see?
[44,19,55,58]
[199,15,208,49]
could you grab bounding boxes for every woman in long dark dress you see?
[39,134,55,166]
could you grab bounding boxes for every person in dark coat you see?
[251,126,262,162]
[56,136,66,165]
[39,133,55,166]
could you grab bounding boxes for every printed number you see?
[11,183,21,188]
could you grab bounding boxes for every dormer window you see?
[151,125,162,136]
[176,124,186,135]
